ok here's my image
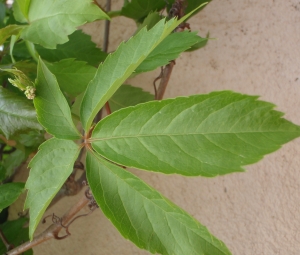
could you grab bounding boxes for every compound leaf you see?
[109,85,154,112]
[17,0,109,49]
[46,59,97,97]
[87,151,231,255]
[25,138,80,239]
[136,31,205,73]
[0,182,25,213]
[36,30,107,66]
[91,91,300,176]
[80,6,204,131]
[34,58,81,140]
[0,87,42,138]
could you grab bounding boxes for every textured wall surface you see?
[29,0,300,254]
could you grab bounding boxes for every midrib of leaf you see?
[89,151,230,255]
[29,12,100,23]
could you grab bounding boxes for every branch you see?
[0,229,14,252]
[6,195,89,255]
[156,61,175,100]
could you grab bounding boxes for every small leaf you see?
[0,182,25,213]
[34,58,81,140]
[186,33,209,52]
[19,0,109,49]
[0,218,33,255]
[3,149,25,178]
[80,6,203,131]
[136,31,204,73]
[0,67,34,91]
[109,85,154,112]
[0,25,24,45]
[25,138,80,239]
[91,91,300,176]
[87,152,232,255]
[0,87,42,138]
[136,12,162,34]
[35,30,108,66]
[121,0,166,20]
[46,59,97,97]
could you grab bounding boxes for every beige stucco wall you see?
[29,0,300,254]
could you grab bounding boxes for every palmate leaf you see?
[87,151,231,255]
[136,31,205,73]
[0,87,42,138]
[121,0,166,20]
[34,58,81,140]
[25,138,80,239]
[46,59,97,97]
[91,91,300,176]
[0,182,25,213]
[35,30,108,66]
[13,0,109,49]
[109,85,154,112]
[80,6,204,131]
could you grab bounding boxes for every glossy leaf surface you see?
[81,7,202,131]
[136,31,204,73]
[92,91,300,176]
[0,87,42,138]
[87,152,231,255]
[0,182,24,213]
[109,85,154,112]
[46,59,97,97]
[25,138,80,239]
[34,58,81,140]
[16,0,109,48]
[36,30,107,66]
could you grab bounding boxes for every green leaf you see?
[46,59,97,97]
[109,85,154,112]
[136,31,204,73]
[0,25,24,45]
[18,0,109,49]
[186,33,209,52]
[91,91,300,176]
[35,30,107,66]
[34,58,81,140]
[25,138,80,239]
[185,0,211,17]
[121,0,166,20]
[3,149,25,178]
[136,12,162,34]
[0,87,42,138]
[0,67,34,90]
[13,0,31,23]
[0,218,33,255]
[0,182,25,213]
[80,7,203,131]
[87,152,231,255]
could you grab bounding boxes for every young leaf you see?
[0,182,25,213]
[35,30,108,66]
[136,31,205,73]
[0,25,24,45]
[46,59,97,97]
[80,6,204,131]
[121,0,166,20]
[16,0,109,49]
[91,91,300,176]
[87,152,231,255]
[0,218,33,255]
[109,85,154,112]
[34,58,81,140]
[0,87,42,138]
[3,149,25,178]
[25,138,80,239]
